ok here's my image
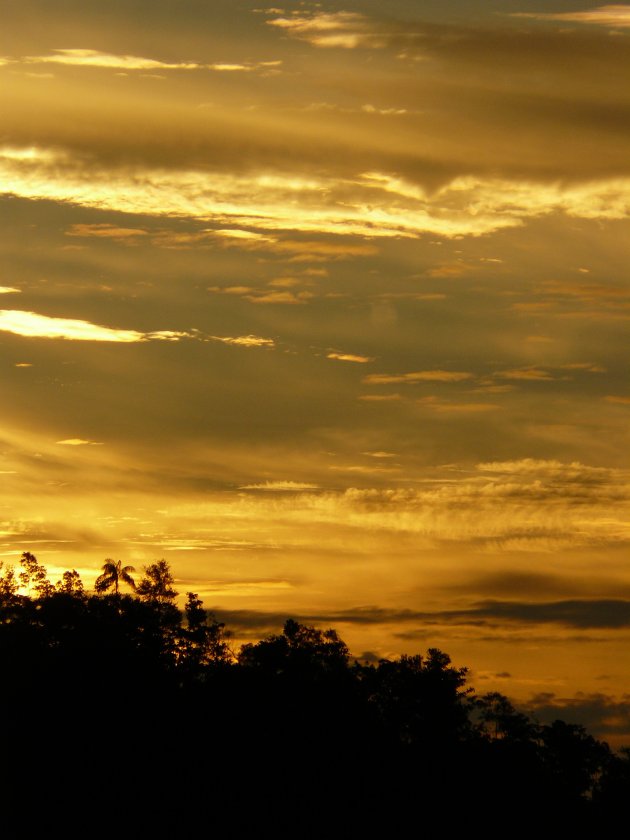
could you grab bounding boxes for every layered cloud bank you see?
[2,0,630,735]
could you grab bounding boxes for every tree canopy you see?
[1,552,629,835]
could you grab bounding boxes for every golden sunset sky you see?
[2,1,630,739]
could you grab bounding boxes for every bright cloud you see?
[0,286,20,294]
[210,335,276,348]
[56,439,103,446]
[267,11,383,49]
[0,310,193,343]
[6,146,630,240]
[14,49,280,73]
[0,310,145,342]
[239,480,321,491]
[327,352,373,363]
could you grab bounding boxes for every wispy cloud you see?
[513,5,630,28]
[417,397,499,413]
[56,438,103,446]
[363,451,397,459]
[0,286,20,294]
[494,367,557,381]
[7,147,630,240]
[267,11,384,49]
[209,335,275,348]
[239,480,320,491]
[9,49,281,74]
[476,459,614,482]
[66,223,149,242]
[358,393,402,402]
[327,352,373,364]
[364,370,473,385]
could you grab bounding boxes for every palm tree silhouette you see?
[94,559,136,595]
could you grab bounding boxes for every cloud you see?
[363,451,397,459]
[239,480,320,491]
[328,464,400,476]
[245,290,314,305]
[0,310,193,343]
[452,599,630,629]
[7,146,630,240]
[56,439,103,446]
[524,692,630,742]
[494,367,557,381]
[22,48,204,71]
[605,395,630,404]
[513,5,630,28]
[417,397,500,414]
[0,286,20,294]
[0,310,145,342]
[66,223,149,242]
[476,459,613,483]
[267,11,385,49]
[209,335,275,348]
[13,49,281,74]
[208,286,255,296]
[327,352,373,364]
[201,598,630,633]
[363,370,473,385]
[208,284,315,305]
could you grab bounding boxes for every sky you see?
[1,0,630,741]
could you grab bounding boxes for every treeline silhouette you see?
[1,553,629,837]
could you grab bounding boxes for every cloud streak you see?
[327,352,373,363]
[5,148,630,240]
[0,310,194,343]
[513,5,630,29]
[8,49,282,74]
[364,370,473,384]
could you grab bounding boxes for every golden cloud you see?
[7,147,630,240]
[66,223,148,241]
[327,352,373,364]
[56,439,103,446]
[495,368,556,381]
[267,11,384,49]
[417,397,499,413]
[513,6,630,28]
[0,310,145,342]
[209,335,275,348]
[245,290,314,305]
[364,370,473,384]
[14,49,280,74]
[0,310,193,343]
[239,480,320,491]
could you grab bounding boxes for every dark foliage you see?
[1,554,629,837]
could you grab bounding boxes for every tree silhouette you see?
[136,560,177,604]
[56,569,84,595]
[19,551,54,598]
[238,618,349,675]
[94,559,136,595]
[178,592,232,671]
